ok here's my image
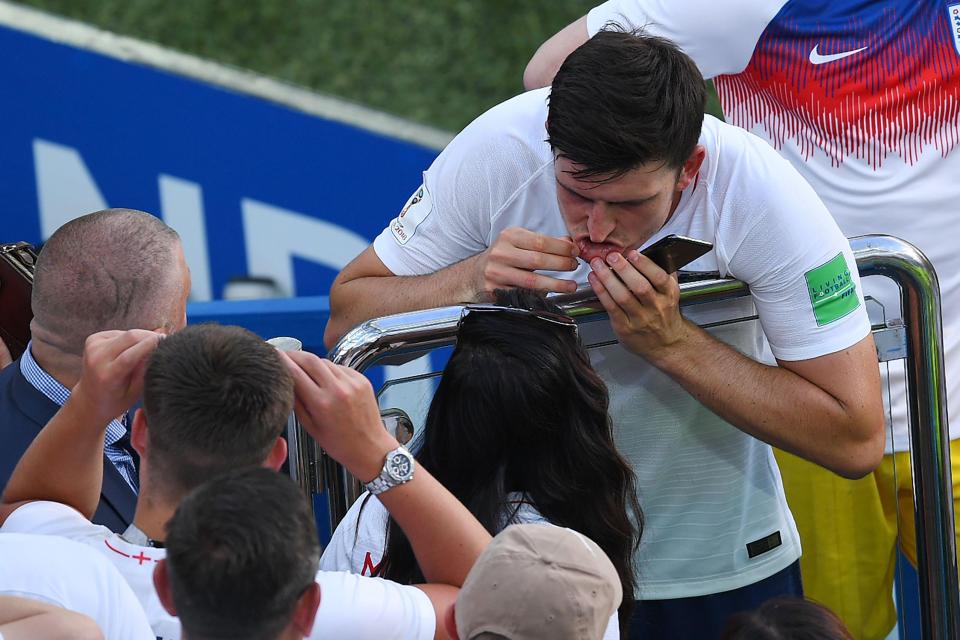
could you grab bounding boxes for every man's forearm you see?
[378,470,491,587]
[523,16,589,90]
[338,428,490,587]
[2,397,106,518]
[285,349,493,587]
[325,256,481,349]
[647,323,883,478]
[0,596,101,640]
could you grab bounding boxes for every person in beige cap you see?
[444,524,623,640]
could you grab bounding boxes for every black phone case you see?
[641,235,713,273]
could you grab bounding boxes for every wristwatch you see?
[365,446,415,495]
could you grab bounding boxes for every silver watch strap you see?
[365,474,393,495]
[365,446,414,496]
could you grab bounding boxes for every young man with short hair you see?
[154,468,321,640]
[1,323,490,640]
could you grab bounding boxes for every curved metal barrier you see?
[301,234,956,639]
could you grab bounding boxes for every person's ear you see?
[290,582,321,637]
[444,602,460,640]
[675,145,706,191]
[264,437,287,471]
[131,408,148,457]
[153,560,177,616]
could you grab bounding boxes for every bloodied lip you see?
[576,239,627,264]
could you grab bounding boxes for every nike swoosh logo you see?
[809,44,868,64]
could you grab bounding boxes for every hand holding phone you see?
[587,234,713,358]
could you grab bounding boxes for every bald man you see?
[0,209,190,531]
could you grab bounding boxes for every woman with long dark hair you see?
[321,288,642,638]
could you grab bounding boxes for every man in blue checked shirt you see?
[0,209,190,532]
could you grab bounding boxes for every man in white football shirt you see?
[525,2,960,637]
[325,30,884,638]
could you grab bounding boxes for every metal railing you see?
[298,234,956,639]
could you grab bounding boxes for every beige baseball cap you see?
[456,523,622,640]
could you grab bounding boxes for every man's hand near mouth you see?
[323,226,581,347]
[470,226,581,299]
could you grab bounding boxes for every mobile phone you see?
[0,242,38,361]
[641,234,713,273]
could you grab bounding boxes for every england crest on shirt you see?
[949,4,960,56]
[390,184,432,245]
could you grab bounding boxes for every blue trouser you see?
[628,560,802,639]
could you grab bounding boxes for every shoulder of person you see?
[0,500,108,540]
[0,359,53,426]
[342,492,390,538]
[320,493,389,573]
[0,532,157,640]
[435,88,553,182]
[312,570,435,640]
[698,115,815,202]
[457,88,550,145]
[0,355,20,386]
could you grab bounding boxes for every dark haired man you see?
[1,324,490,639]
[154,468,322,640]
[525,4,960,638]
[0,208,191,531]
[324,31,884,637]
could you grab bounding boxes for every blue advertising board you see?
[0,10,452,542]
[0,17,442,302]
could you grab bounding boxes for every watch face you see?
[386,450,413,482]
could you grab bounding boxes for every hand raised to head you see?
[71,329,163,425]
[280,350,396,482]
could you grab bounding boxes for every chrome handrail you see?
[309,234,956,639]
[852,235,957,639]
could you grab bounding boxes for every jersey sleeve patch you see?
[805,253,861,326]
[390,184,433,245]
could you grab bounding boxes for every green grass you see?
[15,0,722,132]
